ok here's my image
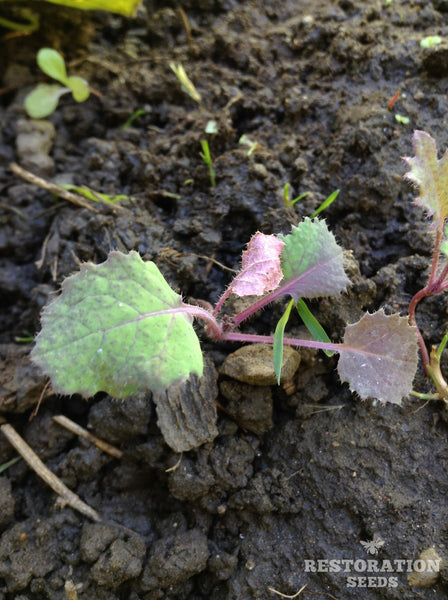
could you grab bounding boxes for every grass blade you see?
[273,299,295,384]
[296,298,334,357]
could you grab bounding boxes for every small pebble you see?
[220,344,300,385]
[408,547,442,587]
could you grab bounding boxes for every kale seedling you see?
[404,130,448,401]
[24,48,90,119]
[34,131,448,409]
[31,216,418,406]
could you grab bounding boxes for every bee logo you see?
[360,536,385,555]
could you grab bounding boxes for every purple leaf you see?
[403,130,448,227]
[230,232,285,296]
[337,310,418,404]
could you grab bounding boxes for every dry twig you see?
[53,415,123,459]
[268,585,339,600]
[165,452,183,472]
[10,163,97,211]
[268,584,308,599]
[1,422,101,522]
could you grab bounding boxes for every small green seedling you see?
[24,48,90,119]
[169,62,201,104]
[239,134,260,157]
[14,333,34,343]
[200,140,216,187]
[60,184,134,205]
[122,108,147,129]
[205,120,218,134]
[309,189,339,219]
[283,184,339,218]
[283,183,309,207]
[0,456,21,475]
[420,36,442,49]
[395,114,410,125]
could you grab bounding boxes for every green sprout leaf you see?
[337,310,418,404]
[278,217,350,301]
[24,84,67,119]
[122,108,147,129]
[31,251,203,398]
[37,48,69,85]
[200,140,216,187]
[283,182,309,207]
[309,189,339,218]
[0,456,21,474]
[420,35,442,48]
[273,299,295,384]
[239,134,260,157]
[33,0,141,16]
[25,48,90,118]
[66,76,90,102]
[404,130,448,227]
[205,120,218,134]
[296,298,334,357]
[60,184,133,204]
[395,114,410,125]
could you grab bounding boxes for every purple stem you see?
[221,331,343,353]
[181,303,223,338]
[408,226,444,370]
[186,302,342,353]
[231,281,299,328]
[212,287,232,317]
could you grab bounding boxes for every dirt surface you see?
[2,0,448,598]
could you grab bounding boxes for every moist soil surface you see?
[2,1,448,598]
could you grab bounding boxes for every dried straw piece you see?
[52,414,123,459]
[9,162,97,211]
[1,422,101,522]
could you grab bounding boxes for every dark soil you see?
[2,1,448,598]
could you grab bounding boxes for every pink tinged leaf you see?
[403,130,448,226]
[230,232,285,296]
[337,310,419,405]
